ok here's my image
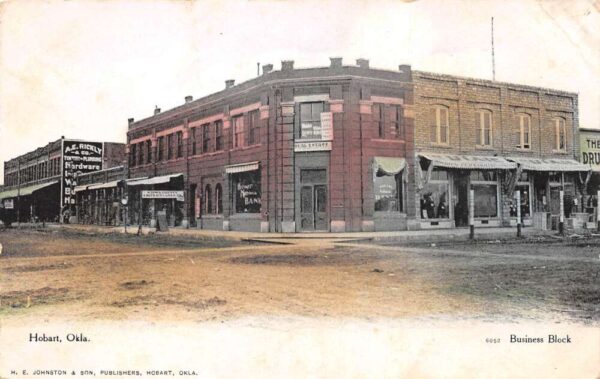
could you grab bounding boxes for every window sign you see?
[233,171,261,213]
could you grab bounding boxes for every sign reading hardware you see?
[294,141,332,152]
[142,190,185,201]
[62,140,104,208]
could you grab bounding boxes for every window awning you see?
[127,174,183,186]
[373,157,406,175]
[87,180,121,191]
[419,153,516,170]
[506,157,591,172]
[225,161,260,174]
[0,180,59,201]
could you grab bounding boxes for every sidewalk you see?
[43,223,557,244]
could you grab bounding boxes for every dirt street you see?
[1,229,598,324]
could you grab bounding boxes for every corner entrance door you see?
[299,169,328,231]
[300,185,328,231]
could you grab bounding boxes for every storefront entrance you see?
[299,169,328,231]
[453,172,469,227]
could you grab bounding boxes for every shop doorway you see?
[299,169,328,231]
[454,173,469,227]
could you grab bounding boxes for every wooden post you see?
[516,190,522,237]
[469,189,475,239]
[559,190,564,235]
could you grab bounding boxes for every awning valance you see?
[419,153,516,170]
[373,157,406,175]
[225,161,260,174]
[127,174,183,187]
[87,180,121,191]
[0,180,59,201]
[74,185,88,193]
[506,157,591,172]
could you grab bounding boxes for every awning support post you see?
[516,190,522,237]
[559,190,564,235]
[469,189,475,240]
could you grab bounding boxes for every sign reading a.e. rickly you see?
[580,129,600,171]
[62,140,104,208]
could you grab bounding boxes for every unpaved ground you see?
[0,229,598,324]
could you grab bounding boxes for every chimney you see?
[330,57,343,68]
[128,118,134,125]
[398,64,412,74]
[281,60,294,71]
[154,106,161,115]
[225,79,235,89]
[356,58,369,69]
[262,63,273,75]
[185,95,193,103]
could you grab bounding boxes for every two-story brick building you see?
[411,71,590,230]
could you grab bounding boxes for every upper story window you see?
[390,105,403,139]
[191,128,197,156]
[516,113,531,149]
[146,140,152,164]
[553,117,566,151]
[233,116,245,148]
[130,144,137,167]
[248,110,260,145]
[430,106,449,144]
[157,136,164,161]
[299,102,324,139]
[373,103,384,138]
[167,134,173,160]
[137,142,144,165]
[476,110,493,146]
[202,124,210,153]
[176,131,183,158]
[215,121,224,151]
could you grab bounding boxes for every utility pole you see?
[491,17,496,81]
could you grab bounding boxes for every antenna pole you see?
[491,17,496,81]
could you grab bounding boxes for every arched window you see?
[204,184,212,214]
[215,184,223,214]
[553,117,566,151]
[476,110,493,146]
[430,105,449,144]
[516,113,531,149]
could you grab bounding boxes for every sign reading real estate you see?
[580,129,600,171]
[142,190,185,202]
[294,141,332,152]
[62,140,104,208]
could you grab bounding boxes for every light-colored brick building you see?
[410,71,590,230]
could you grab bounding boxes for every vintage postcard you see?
[0,0,599,378]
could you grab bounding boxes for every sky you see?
[0,0,598,184]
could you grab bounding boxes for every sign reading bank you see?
[580,129,600,172]
[62,140,104,208]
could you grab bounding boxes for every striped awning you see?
[419,153,516,170]
[126,174,183,186]
[0,180,59,201]
[225,161,260,174]
[373,157,406,175]
[506,157,591,172]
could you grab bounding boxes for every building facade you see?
[0,138,125,224]
[71,58,594,232]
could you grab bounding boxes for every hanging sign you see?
[142,190,185,201]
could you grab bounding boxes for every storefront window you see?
[470,170,498,218]
[204,184,212,214]
[215,184,223,214]
[233,170,261,213]
[421,169,449,219]
[374,172,403,212]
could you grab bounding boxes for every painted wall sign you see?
[294,141,332,152]
[62,140,104,208]
[142,190,185,201]
[320,112,333,141]
[580,129,600,171]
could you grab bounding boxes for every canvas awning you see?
[419,153,516,170]
[373,157,406,175]
[0,180,59,201]
[87,180,121,191]
[127,174,183,187]
[225,161,260,174]
[506,157,591,172]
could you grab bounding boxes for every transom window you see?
[553,117,566,151]
[517,113,531,149]
[476,110,492,146]
[299,102,324,139]
[430,106,449,144]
